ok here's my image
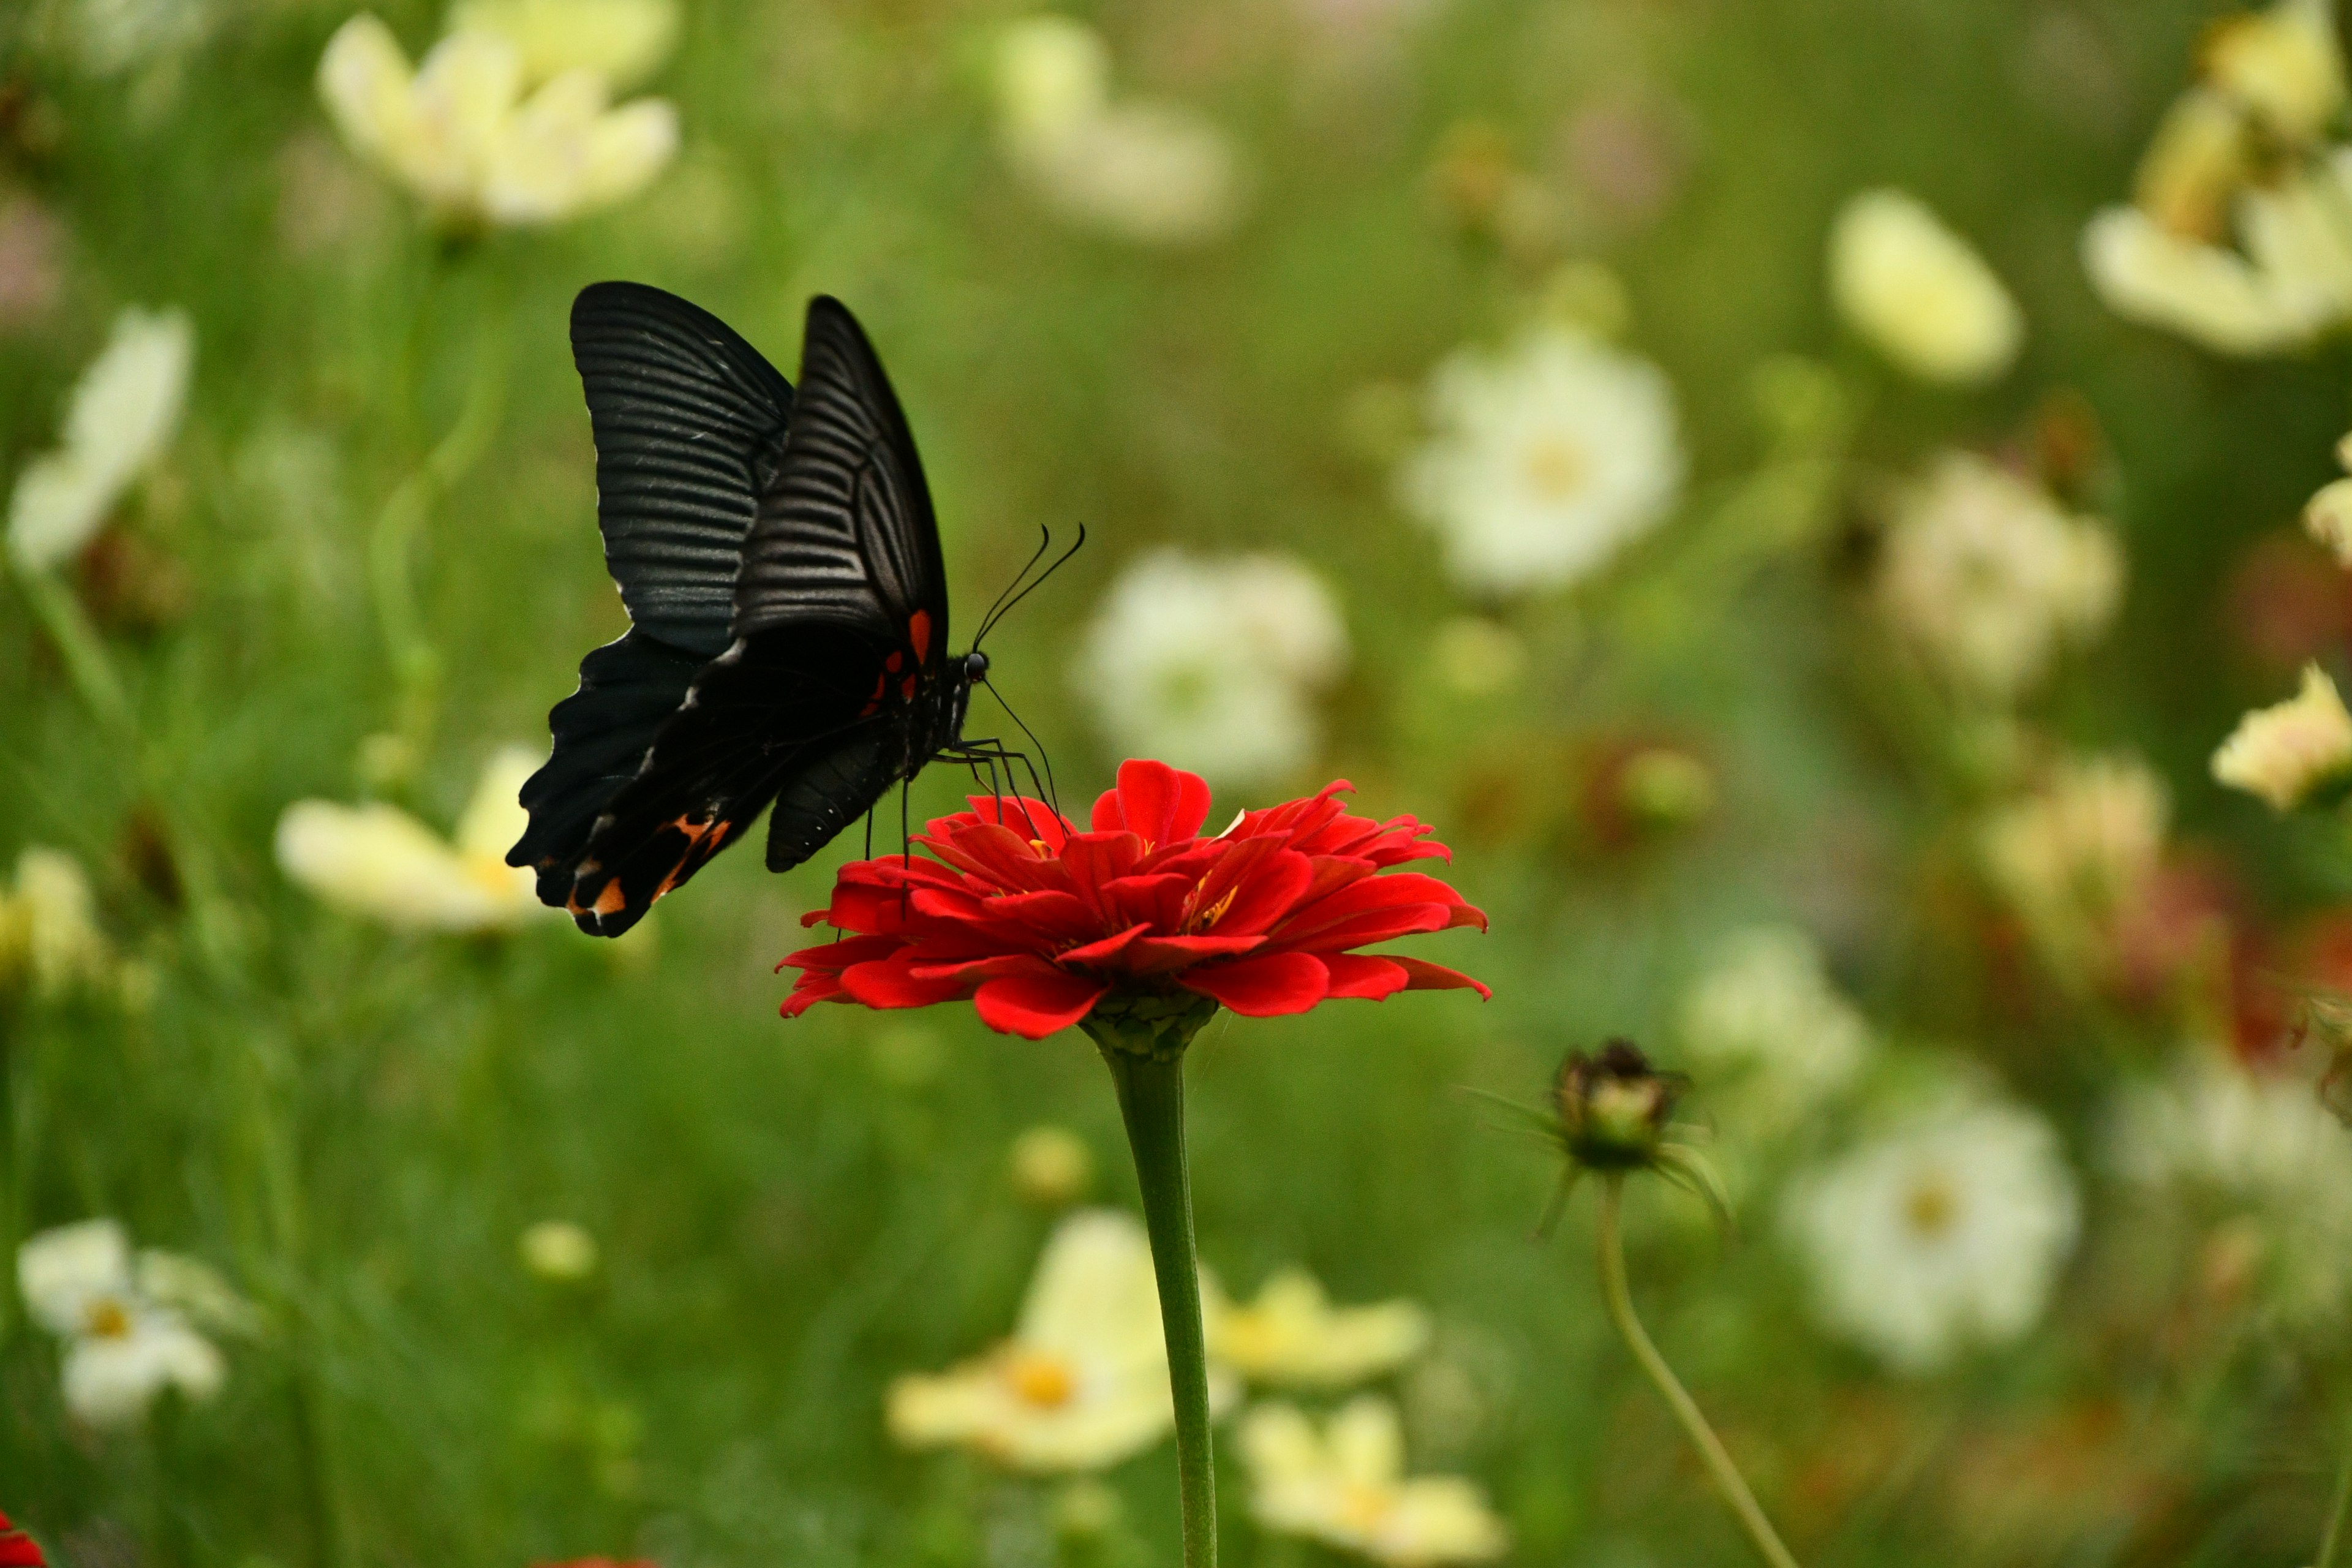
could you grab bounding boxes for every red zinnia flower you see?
[0,1512,47,1568]
[780,760,1489,1039]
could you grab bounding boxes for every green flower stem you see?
[15,562,132,735]
[1091,1013,1218,1568]
[1595,1176,1801,1568]
[2318,1401,2352,1568]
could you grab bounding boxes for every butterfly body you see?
[511,284,995,937]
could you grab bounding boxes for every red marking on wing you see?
[909,609,932,662]
[900,673,919,701]
[885,650,903,674]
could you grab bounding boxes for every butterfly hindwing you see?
[571,282,794,657]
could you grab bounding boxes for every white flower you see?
[7,306,194,573]
[1828,189,2023,385]
[448,0,677,89]
[2212,663,2352,809]
[2083,154,2352,356]
[2133,88,2252,242]
[1781,1096,2080,1374]
[518,1220,599,1281]
[1076,549,1348,785]
[18,1220,231,1428]
[317,13,679,230]
[2204,0,2345,145]
[1875,454,2123,701]
[1676,925,1871,1137]
[275,745,546,933]
[2109,1048,2352,1325]
[1980,755,2168,984]
[0,847,113,1000]
[1207,1267,1430,1390]
[1240,1396,1509,1566]
[886,1208,1237,1472]
[991,16,1242,246]
[1398,326,1684,595]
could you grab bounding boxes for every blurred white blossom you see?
[18,1220,235,1428]
[1076,549,1348,785]
[887,1208,1236,1472]
[2109,1048,2352,1325]
[519,1220,600,1281]
[1875,454,2122,701]
[1980,755,2168,985]
[991,16,1242,246]
[1829,189,2023,385]
[1009,1124,1095,1208]
[1399,326,1684,596]
[2203,0,2345,145]
[1208,1267,1430,1390]
[317,13,679,230]
[7,306,194,573]
[1676,925,1872,1137]
[449,0,677,89]
[2211,663,2352,810]
[275,745,545,933]
[1781,1096,2079,1374]
[2304,430,2352,564]
[1240,1396,1509,1565]
[0,848,113,1000]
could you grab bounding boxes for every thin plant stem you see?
[1595,1176,1801,1568]
[1100,1046,1218,1568]
[15,563,132,736]
[2318,1403,2352,1568]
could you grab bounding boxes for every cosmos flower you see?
[1239,1396,1509,1566]
[1874,454,2122,701]
[1398,326,1684,596]
[17,1219,241,1428]
[990,15,1242,247]
[317,13,678,231]
[779,760,1487,1041]
[1207,1267,1431,1390]
[2082,155,2352,355]
[0,847,114,1001]
[0,1512,46,1568]
[449,0,677,89]
[888,1208,1236,1472]
[1980,755,2168,986]
[1675,925,1872,1139]
[1828,189,2024,385]
[2109,1047,2352,1325]
[275,745,548,933]
[7,306,193,573]
[2212,663,2352,810]
[1780,1095,2081,1374]
[1076,550,1349,786]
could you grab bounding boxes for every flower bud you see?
[1554,1040,1682,1169]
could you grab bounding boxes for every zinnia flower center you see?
[1004,1350,1079,1409]
[1522,433,1589,502]
[83,1297,133,1340]
[1186,885,1240,933]
[1904,1175,1960,1237]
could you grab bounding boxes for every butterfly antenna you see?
[974,523,1087,650]
[971,527,1055,650]
[982,682,1061,820]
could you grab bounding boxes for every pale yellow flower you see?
[449,0,678,89]
[519,1220,600,1281]
[18,1219,232,1428]
[1828,189,2022,385]
[7,306,194,572]
[1008,1125,1095,1208]
[990,15,1241,246]
[274,745,545,933]
[2134,88,2252,241]
[2204,0,2345,145]
[1240,1397,1508,1566]
[317,13,678,230]
[2083,154,2352,355]
[1980,755,2168,982]
[2212,663,2352,810]
[0,848,113,1000]
[2304,432,2352,564]
[1207,1268,1430,1390]
[887,1208,1235,1472]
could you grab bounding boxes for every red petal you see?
[1058,832,1146,891]
[779,976,844,1017]
[1391,956,1491,999]
[842,958,973,1009]
[966,794,1075,848]
[1057,923,1153,967]
[1122,933,1267,976]
[1322,954,1411,1000]
[974,970,1109,1038]
[1289,903,1455,952]
[1180,952,1330,1016]
[777,933,907,976]
[0,1539,43,1568]
[1096,759,1213,845]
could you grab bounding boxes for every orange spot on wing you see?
[593,882,629,916]
[886,650,903,674]
[900,673,919,701]
[908,609,932,662]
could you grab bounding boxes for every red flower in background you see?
[0,1512,47,1568]
[780,760,1488,1039]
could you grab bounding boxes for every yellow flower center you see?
[1188,886,1240,934]
[84,1296,133,1340]
[1005,1351,1078,1409]
[1904,1175,1959,1238]
[1522,434,1589,502]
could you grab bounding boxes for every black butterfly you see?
[510,284,1052,938]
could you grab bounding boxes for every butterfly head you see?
[963,650,990,684]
